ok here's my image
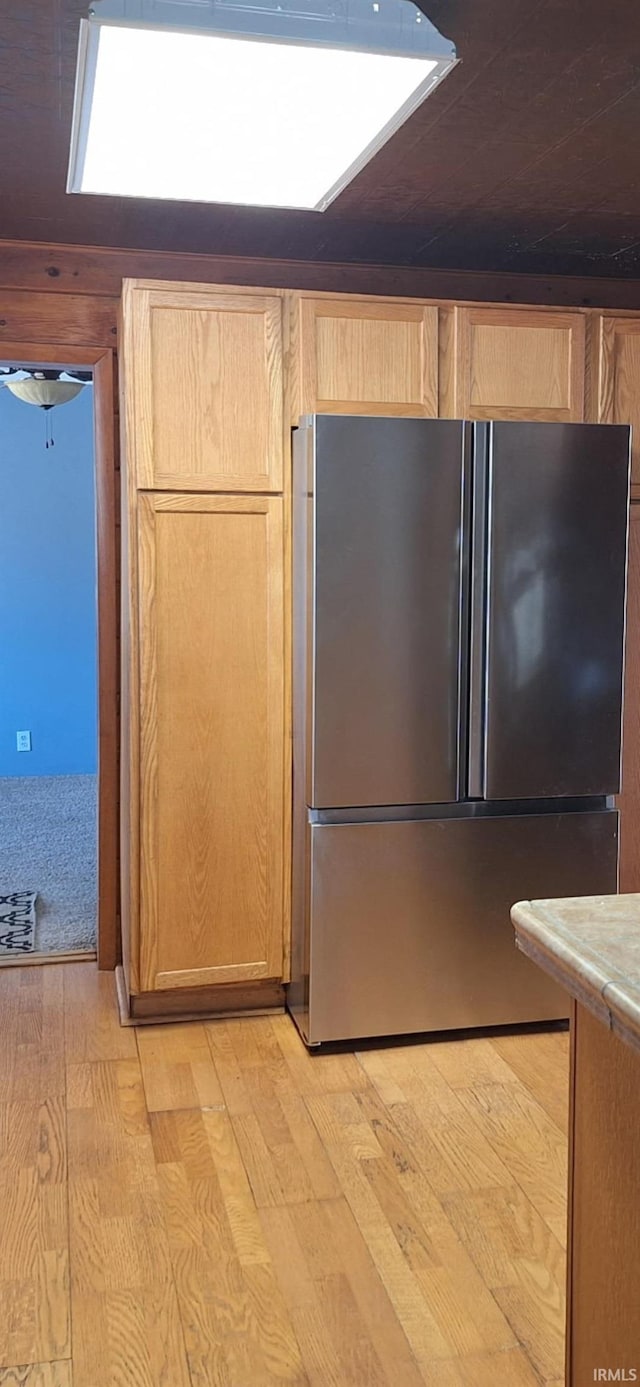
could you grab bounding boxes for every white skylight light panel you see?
[68,0,457,211]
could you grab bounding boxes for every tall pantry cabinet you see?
[119,281,288,1009]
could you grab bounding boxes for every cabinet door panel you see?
[137,493,284,991]
[122,282,283,491]
[291,296,438,420]
[599,317,640,496]
[456,307,585,421]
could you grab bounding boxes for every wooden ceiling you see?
[1,0,640,276]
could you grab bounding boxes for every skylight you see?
[68,0,457,212]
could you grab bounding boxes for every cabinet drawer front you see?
[456,307,585,421]
[137,493,285,991]
[292,296,438,420]
[123,285,283,491]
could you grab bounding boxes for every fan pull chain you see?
[44,412,55,449]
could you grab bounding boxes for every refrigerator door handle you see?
[468,422,491,798]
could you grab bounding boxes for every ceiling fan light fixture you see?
[5,380,85,409]
[67,0,457,211]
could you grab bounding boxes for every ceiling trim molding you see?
[3,237,640,311]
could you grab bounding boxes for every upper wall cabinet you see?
[598,317,640,496]
[455,307,586,422]
[120,280,283,491]
[289,294,438,422]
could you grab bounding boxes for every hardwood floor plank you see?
[491,1031,570,1134]
[272,1091,341,1202]
[362,1155,517,1357]
[320,1197,426,1387]
[0,969,66,1104]
[238,1066,293,1149]
[202,1109,272,1266]
[383,1095,512,1197]
[321,1140,453,1366]
[231,1112,288,1207]
[64,1065,92,1112]
[305,1093,384,1159]
[206,1021,255,1116]
[0,1094,70,1366]
[214,1020,342,1200]
[0,1367,72,1387]
[258,1207,345,1387]
[441,1184,566,1292]
[355,1049,408,1106]
[493,1248,566,1384]
[153,1108,307,1385]
[240,1261,310,1385]
[136,1022,225,1112]
[417,1346,546,1386]
[310,1271,389,1387]
[62,966,136,1063]
[270,1016,368,1095]
[454,1082,568,1244]
[67,1058,190,1387]
[260,1201,419,1387]
[425,1036,523,1091]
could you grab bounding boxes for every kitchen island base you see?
[568,1000,640,1385]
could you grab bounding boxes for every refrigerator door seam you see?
[456,423,473,800]
[468,422,490,798]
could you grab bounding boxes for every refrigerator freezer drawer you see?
[294,810,618,1045]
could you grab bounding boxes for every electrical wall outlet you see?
[16,730,32,752]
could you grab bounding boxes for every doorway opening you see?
[0,348,117,967]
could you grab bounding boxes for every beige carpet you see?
[0,774,97,953]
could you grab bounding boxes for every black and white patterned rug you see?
[0,891,37,954]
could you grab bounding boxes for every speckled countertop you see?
[511,893,640,1055]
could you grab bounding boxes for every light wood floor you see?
[0,963,569,1387]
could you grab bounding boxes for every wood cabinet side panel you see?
[618,504,640,892]
[567,1003,640,1383]
[121,282,154,488]
[137,493,159,992]
[599,315,640,495]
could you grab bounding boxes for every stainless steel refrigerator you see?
[289,415,631,1046]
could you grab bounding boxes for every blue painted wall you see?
[0,385,97,776]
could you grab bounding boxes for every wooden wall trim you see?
[0,286,117,346]
[4,237,640,311]
[93,349,119,970]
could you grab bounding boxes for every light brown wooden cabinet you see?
[597,316,640,495]
[454,306,586,421]
[119,275,640,1018]
[120,279,288,1015]
[288,294,438,421]
[121,280,284,491]
[135,492,285,994]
